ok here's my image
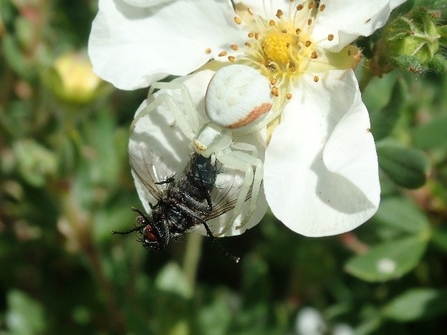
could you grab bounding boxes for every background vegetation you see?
[1,0,447,334]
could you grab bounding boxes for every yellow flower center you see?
[262,32,293,64]
[213,0,361,103]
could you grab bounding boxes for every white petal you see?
[123,0,173,7]
[129,70,267,237]
[89,0,243,90]
[314,0,408,52]
[264,70,380,237]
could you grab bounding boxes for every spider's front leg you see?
[214,148,260,236]
[230,141,263,230]
[131,81,200,142]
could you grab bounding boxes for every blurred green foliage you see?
[1,0,447,334]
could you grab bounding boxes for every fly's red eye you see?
[143,226,158,241]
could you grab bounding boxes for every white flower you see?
[89,0,407,236]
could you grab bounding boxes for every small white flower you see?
[89,0,407,236]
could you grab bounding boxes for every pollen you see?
[262,32,293,64]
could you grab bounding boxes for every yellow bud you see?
[44,52,107,105]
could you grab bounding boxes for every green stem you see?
[182,233,204,290]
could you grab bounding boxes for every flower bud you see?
[370,7,446,76]
[43,52,108,105]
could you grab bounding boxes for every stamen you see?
[271,78,277,85]
[327,34,334,41]
[286,93,292,99]
[305,41,312,47]
[297,4,304,10]
[230,44,239,51]
[269,20,276,26]
[218,51,227,57]
[234,16,242,25]
[205,48,212,54]
[271,86,279,97]
[313,75,319,82]
[228,56,236,62]
[245,42,252,47]
[311,51,318,59]
[319,4,326,11]
[308,19,313,26]
[276,9,284,18]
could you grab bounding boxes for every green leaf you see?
[412,114,447,150]
[2,34,34,79]
[372,197,430,233]
[383,289,447,321]
[370,78,407,141]
[345,236,427,282]
[6,290,46,335]
[431,227,447,253]
[376,141,429,188]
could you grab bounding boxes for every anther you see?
[245,42,252,47]
[234,16,242,25]
[218,51,228,57]
[311,51,318,59]
[205,48,212,54]
[308,19,313,26]
[228,56,235,62]
[255,33,259,39]
[296,28,301,34]
[269,20,276,26]
[271,86,279,97]
[270,78,277,85]
[327,34,334,41]
[313,75,319,82]
[276,9,284,18]
[297,4,304,10]
[308,2,314,9]
[248,32,254,38]
[305,41,312,47]
[319,4,326,11]
[230,44,239,51]
[286,93,292,99]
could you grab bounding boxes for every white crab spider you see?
[132,64,278,235]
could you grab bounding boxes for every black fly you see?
[112,145,242,263]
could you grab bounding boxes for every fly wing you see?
[206,171,252,220]
[128,142,175,200]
